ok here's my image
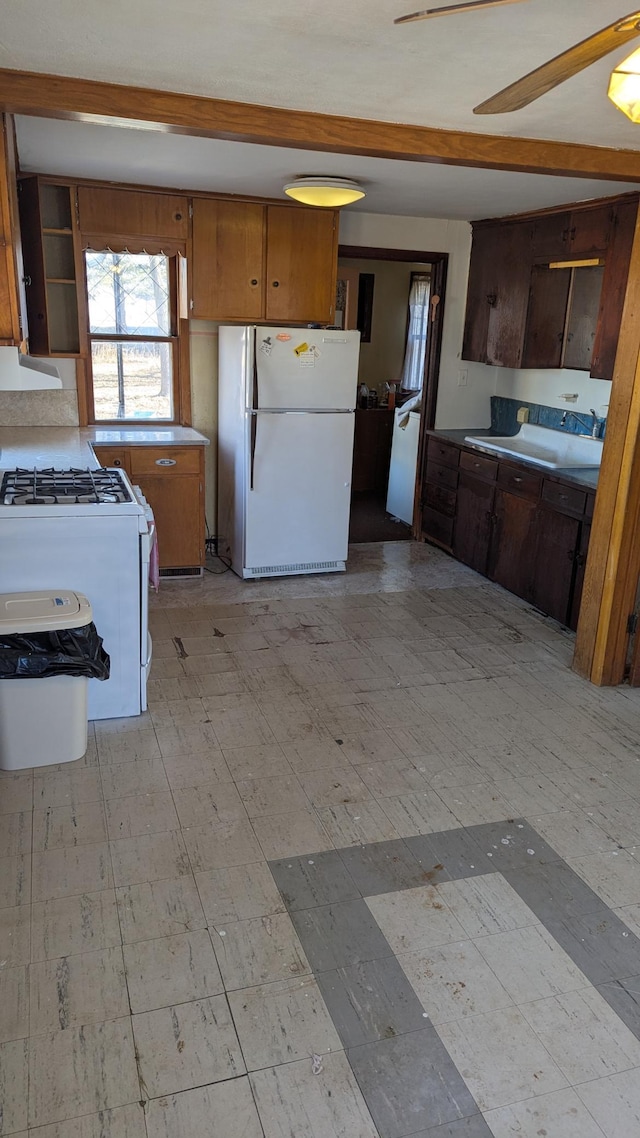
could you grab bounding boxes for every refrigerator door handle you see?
[249,410,257,490]
[254,409,355,415]
[252,328,259,411]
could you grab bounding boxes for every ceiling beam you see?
[2,68,640,183]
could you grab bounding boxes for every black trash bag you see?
[0,622,110,680]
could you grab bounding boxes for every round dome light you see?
[283,177,365,208]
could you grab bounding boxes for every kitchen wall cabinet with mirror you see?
[462,193,639,381]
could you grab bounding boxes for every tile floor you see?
[3,540,640,1136]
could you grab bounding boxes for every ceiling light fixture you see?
[608,46,640,122]
[283,177,365,208]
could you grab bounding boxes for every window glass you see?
[85,251,175,422]
[91,340,173,421]
[86,252,171,336]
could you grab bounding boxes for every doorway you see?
[337,245,447,543]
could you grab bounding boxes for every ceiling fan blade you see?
[394,0,524,25]
[474,10,640,113]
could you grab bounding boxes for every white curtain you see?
[400,274,430,391]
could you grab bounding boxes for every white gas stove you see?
[0,465,154,720]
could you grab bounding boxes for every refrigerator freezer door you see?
[254,328,360,410]
[244,411,354,574]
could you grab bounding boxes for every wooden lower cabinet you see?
[452,473,494,574]
[93,444,205,571]
[488,489,538,599]
[530,506,581,625]
[423,434,594,629]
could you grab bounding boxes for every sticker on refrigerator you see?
[259,337,273,356]
[276,333,291,342]
[298,350,315,367]
[293,341,309,356]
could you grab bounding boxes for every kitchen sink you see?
[464,423,603,470]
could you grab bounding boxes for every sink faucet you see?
[560,408,601,439]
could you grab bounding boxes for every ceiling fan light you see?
[283,177,365,208]
[608,47,640,122]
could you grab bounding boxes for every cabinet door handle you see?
[486,293,497,308]
[112,459,122,467]
[513,476,523,483]
[271,280,280,288]
[567,548,576,561]
[250,278,259,286]
[155,458,177,467]
[558,493,568,500]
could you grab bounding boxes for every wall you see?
[0,358,79,426]
[338,211,497,429]
[337,257,430,392]
[494,366,612,420]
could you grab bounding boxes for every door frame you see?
[338,244,448,539]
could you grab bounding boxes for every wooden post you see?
[574,207,640,685]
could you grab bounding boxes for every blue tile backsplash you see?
[491,396,606,439]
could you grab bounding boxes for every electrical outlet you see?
[457,369,468,387]
[517,406,529,423]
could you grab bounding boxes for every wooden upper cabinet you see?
[462,224,495,363]
[463,194,638,380]
[485,221,533,368]
[191,198,265,321]
[78,187,189,241]
[19,178,85,356]
[190,199,338,324]
[564,264,604,371]
[463,219,533,367]
[265,205,337,324]
[591,199,638,380]
[566,203,613,256]
[531,212,571,260]
[0,114,24,345]
[522,265,571,369]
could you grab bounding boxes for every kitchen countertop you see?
[0,426,210,471]
[427,428,599,491]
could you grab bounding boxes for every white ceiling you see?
[5,0,640,218]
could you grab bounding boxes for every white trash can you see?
[0,591,94,770]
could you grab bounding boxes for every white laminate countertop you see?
[0,426,210,472]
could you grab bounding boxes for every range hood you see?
[0,347,62,391]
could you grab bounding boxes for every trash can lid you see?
[0,591,92,635]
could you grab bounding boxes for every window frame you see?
[81,240,190,427]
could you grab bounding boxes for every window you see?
[400,272,431,391]
[85,251,178,422]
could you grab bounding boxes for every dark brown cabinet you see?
[452,472,495,574]
[351,409,394,493]
[462,193,638,381]
[522,265,571,370]
[422,434,595,631]
[489,488,537,599]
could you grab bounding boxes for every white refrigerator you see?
[218,325,361,578]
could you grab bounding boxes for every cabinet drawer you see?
[422,507,454,548]
[497,463,542,500]
[425,460,458,491]
[424,482,457,518]
[541,480,587,516]
[129,447,201,476]
[427,437,459,470]
[93,446,129,472]
[460,449,498,481]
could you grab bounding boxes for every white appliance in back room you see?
[218,326,361,578]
